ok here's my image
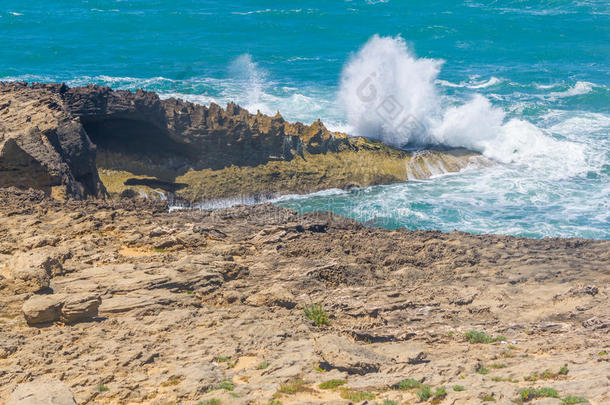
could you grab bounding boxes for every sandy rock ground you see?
[0,188,608,405]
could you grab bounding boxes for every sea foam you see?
[338,35,586,176]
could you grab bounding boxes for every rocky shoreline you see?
[1,82,609,405]
[0,188,609,404]
[1,82,481,204]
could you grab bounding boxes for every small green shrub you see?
[519,387,559,402]
[161,378,182,387]
[257,361,270,370]
[396,378,422,390]
[318,379,347,389]
[340,389,376,401]
[464,330,505,344]
[599,350,608,356]
[560,396,589,404]
[490,363,507,369]
[97,384,109,392]
[453,385,465,391]
[208,380,234,392]
[524,365,569,381]
[200,399,220,405]
[481,394,495,401]
[380,401,397,405]
[303,303,330,327]
[417,385,432,401]
[277,379,308,395]
[476,365,489,375]
[433,386,447,399]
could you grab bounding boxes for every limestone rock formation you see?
[0,188,609,404]
[7,378,77,405]
[22,293,101,324]
[0,82,482,203]
[0,83,104,199]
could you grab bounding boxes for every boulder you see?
[60,293,101,323]
[6,247,66,293]
[7,378,76,405]
[22,294,63,324]
[314,334,387,375]
[22,293,101,325]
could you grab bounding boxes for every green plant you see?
[481,394,495,401]
[199,400,220,405]
[464,330,506,344]
[476,365,490,375]
[433,386,447,399]
[396,378,422,390]
[417,386,432,401]
[380,401,397,405]
[519,387,559,402]
[266,400,282,405]
[161,378,182,387]
[560,396,589,404]
[339,389,375,401]
[507,345,517,350]
[453,385,465,391]
[276,379,309,395]
[216,356,231,363]
[599,350,608,356]
[524,365,569,381]
[97,384,109,392]
[319,379,347,389]
[490,363,507,369]
[208,380,234,392]
[303,303,330,327]
[491,376,519,383]
[257,361,270,370]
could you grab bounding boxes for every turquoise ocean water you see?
[1,1,609,239]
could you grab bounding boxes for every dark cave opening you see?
[82,117,193,166]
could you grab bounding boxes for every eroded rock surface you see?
[0,82,482,203]
[0,188,608,404]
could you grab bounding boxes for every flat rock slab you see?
[7,378,76,405]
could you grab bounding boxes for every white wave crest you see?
[338,35,587,177]
[437,76,503,89]
[548,81,595,98]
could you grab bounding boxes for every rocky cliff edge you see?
[0,82,482,202]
